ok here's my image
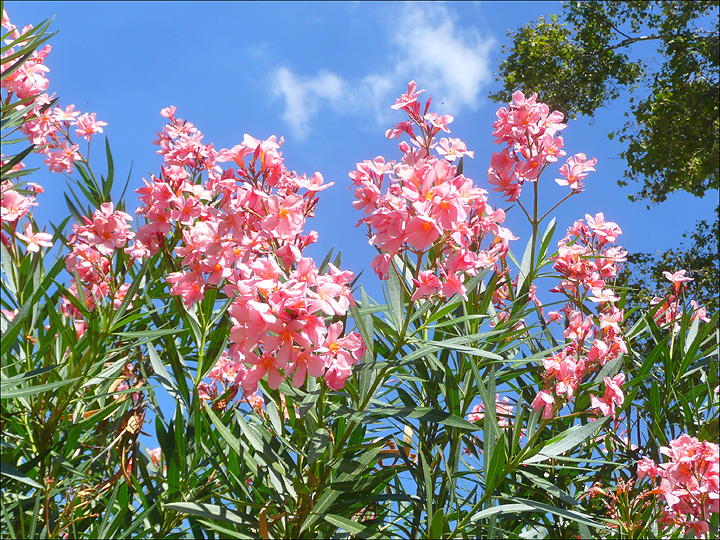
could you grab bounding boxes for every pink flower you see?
[371,253,392,280]
[690,300,711,323]
[436,137,474,162]
[166,271,205,307]
[411,270,441,301]
[391,80,425,111]
[1,309,18,322]
[637,456,659,480]
[295,171,334,193]
[588,287,620,304]
[663,269,693,294]
[468,395,514,426]
[80,202,135,255]
[546,310,562,323]
[590,373,625,418]
[74,112,107,141]
[261,193,304,237]
[467,404,484,423]
[1,187,36,223]
[243,351,287,392]
[555,153,597,192]
[439,270,467,300]
[289,350,325,388]
[147,447,162,467]
[160,106,177,120]
[405,215,442,251]
[53,104,80,123]
[44,141,81,174]
[15,223,53,252]
[563,310,594,342]
[644,434,720,535]
[531,390,555,419]
[113,283,133,310]
[424,112,453,133]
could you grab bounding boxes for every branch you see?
[611,23,633,41]
[609,34,662,50]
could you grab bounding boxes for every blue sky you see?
[7,1,717,302]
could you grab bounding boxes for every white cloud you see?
[267,2,496,139]
[391,3,495,113]
[245,42,271,60]
[270,68,347,139]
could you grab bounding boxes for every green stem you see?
[529,179,539,278]
[538,191,574,223]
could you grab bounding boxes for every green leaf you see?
[265,398,283,435]
[317,246,334,274]
[0,145,35,176]
[537,217,557,263]
[301,442,385,532]
[234,410,265,454]
[102,136,114,201]
[371,406,477,430]
[418,450,433,528]
[0,462,43,489]
[164,502,253,525]
[684,314,701,355]
[1,255,65,358]
[147,342,187,414]
[470,503,535,522]
[203,402,241,456]
[63,192,85,225]
[485,433,509,497]
[112,327,185,339]
[1,364,58,391]
[443,364,461,417]
[297,387,321,418]
[515,230,535,293]
[591,353,624,389]
[429,506,445,538]
[518,469,579,505]
[1,378,79,399]
[307,429,329,464]
[523,418,609,464]
[507,497,606,530]
[195,520,255,539]
[385,261,403,330]
[324,513,373,538]
[0,243,16,297]
[109,258,151,330]
[426,339,503,361]
[387,330,503,368]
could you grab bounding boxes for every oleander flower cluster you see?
[488,90,596,201]
[532,213,628,420]
[637,435,719,538]
[351,81,515,300]
[650,270,711,333]
[62,202,135,335]
[0,176,51,251]
[128,107,364,397]
[2,11,106,176]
